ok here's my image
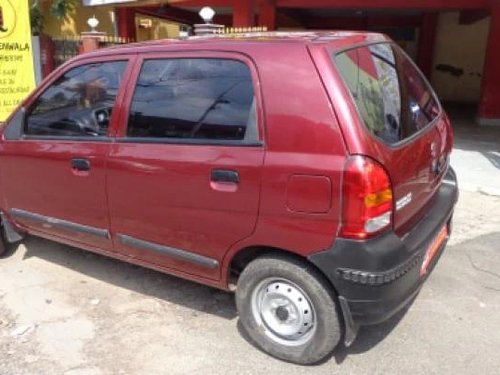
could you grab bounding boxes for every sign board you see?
[83,0,136,5]
[0,0,36,121]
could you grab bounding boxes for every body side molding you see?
[10,208,110,239]
[117,234,219,269]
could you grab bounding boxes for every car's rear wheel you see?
[235,254,341,365]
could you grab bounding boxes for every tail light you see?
[339,155,393,240]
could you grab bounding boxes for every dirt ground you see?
[1,113,500,374]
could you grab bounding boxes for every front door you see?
[107,53,265,280]
[0,58,132,251]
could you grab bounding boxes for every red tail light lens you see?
[340,156,393,239]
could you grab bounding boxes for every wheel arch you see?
[225,245,340,296]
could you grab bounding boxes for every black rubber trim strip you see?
[335,250,425,286]
[10,208,110,239]
[117,234,219,269]
[21,135,110,142]
[116,137,263,147]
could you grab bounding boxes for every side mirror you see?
[4,107,25,140]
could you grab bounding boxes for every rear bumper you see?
[308,167,458,344]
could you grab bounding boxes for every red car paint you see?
[0,31,452,290]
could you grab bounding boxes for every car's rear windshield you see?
[334,43,441,145]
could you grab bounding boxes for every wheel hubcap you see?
[251,278,316,346]
[275,306,289,321]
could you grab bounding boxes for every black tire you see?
[235,254,342,365]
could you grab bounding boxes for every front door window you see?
[25,61,127,137]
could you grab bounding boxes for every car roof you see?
[83,31,390,59]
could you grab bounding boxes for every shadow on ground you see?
[333,304,411,363]
[20,236,238,320]
[482,151,500,169]
[16,230,500,365]
[17,234,414,364]
[236,302,412,366]
[442,103,500,171]
[334,231,500,363]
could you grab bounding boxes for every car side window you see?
[127,58,257,141]
[25,61,127,137]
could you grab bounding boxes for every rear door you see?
[332,43,453,233]
[107,52,265,280]
[0,57,132,250]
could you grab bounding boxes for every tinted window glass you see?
[335,43,440,144]
[127,59,256,141]
[26,61,127,137]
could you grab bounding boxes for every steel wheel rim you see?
[251,277,317,347]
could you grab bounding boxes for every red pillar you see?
[258,0,276,30]
[39,35,55,79]
[116,7,136,41]
[233,0,255,28]
[416,12,438,80]
[478,6,500,125]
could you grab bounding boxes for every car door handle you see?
[210,169,239,192]
[210,169,239,184]
[70,158,91,172]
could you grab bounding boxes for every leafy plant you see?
[30,0,77,35]
[30,1,45,36]
[50,0,77,20]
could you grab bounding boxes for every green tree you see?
[49,0,77,19]
[30,0,78,35]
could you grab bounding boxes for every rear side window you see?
[127,58,257,141]
[335,43,440,144]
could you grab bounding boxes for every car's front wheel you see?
[235,254,342,365]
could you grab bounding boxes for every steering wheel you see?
[68,110,100,136]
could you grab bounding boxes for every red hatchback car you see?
[0,31,458,364]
